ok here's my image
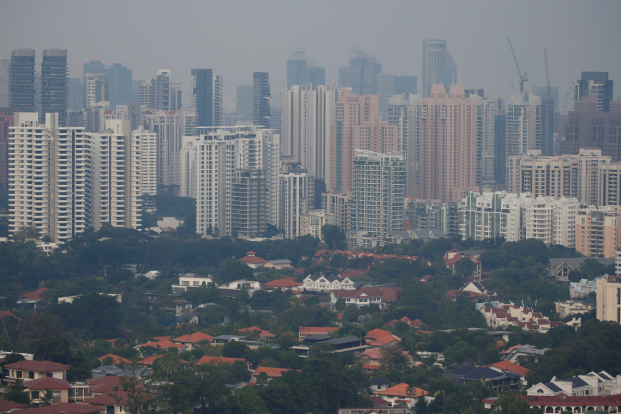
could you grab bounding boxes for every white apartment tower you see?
[9,113,91,243]
[194,126,280,237]
[143,109,183,186]
[280,169,315,239]
[213,75,223,127]
[480,97,500,182]
[133,126,158,196]
[281,84,336,187]
[83,73,108,108]
[596,274,621,324]
[506,93,542,161]
[179,135,201,198]
[351,150,406,236]
[90,120,142,230]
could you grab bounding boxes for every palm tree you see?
[156,356,182,377]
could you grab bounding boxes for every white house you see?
[172,273,215,293]
[302,273,354,292]
[217,279,262,297]
[527,371,621,397]
[331,288,385,309]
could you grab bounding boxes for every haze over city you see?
[1,0,620,103]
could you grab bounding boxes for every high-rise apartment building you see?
[67,78,83,110]
[600,163,621,206]
[351,150,406,237]
[345,49,382,96]
[480,98,500,182]
[143,109,183,186]
[405,198,459,236]
[141,70,180,111]
[395,75,417,99]
[104,63,133,109]
[281,84,336,187]
[0,60,10,107]
[422,39,457,97]
[179,135,200,199]
[410,84,479,202]
[596,274,621,324]
[321,192,353,232]
[280,169,315,239]
[236,84,253,121]
[287,49,325,86]
[505,93,544,163]
[253,72,270,128]
[376,72,395,120]
[0,108,19,191]
[83,73,109,108]
[9,113,90,242]
[115,101,142,131]
[194,126,280,237]
[494,112,507,184]
[574,72,614,112]
[532,86,559,113]
[133,126,158,197]
[576,206,621,258]
[559,97,621,162]
[330,88,398,194]
[191,69,213,127]
[41,49,68,125]
[213,75,223,127]
[9,49,36,112]
[231,169,269,238]
[83,61,105,76]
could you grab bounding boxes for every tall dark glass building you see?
[105,63,133,108]
[9,49,36,112]
[191,69,213,127]
[253,72,270,128]
[41,48,68,124]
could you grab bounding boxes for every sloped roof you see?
[97,354,130,365]
[332,288,383,298]
[369,396,391,407]
[197,356,247,365]
[20,288,48,300]
[238,326,276,338]
[26,377,71,390]
[43,403,104,414]
[252,367,292,377]
[362,348,382,360]
[299,327,339,336]
[264,279,301,288]
[238,254,267,264]
[340,269,369,278]
[5,360,70,372]
[0,400,28,412]
[485,360,530,377]
[364,328,392,340]
[138,340,183,349]
[369,336,400,347]
[172,332,214,343]
[0,310,20,319]
[376,383,428,398]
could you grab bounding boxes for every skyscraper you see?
[83,61,105,76]
[9,49,36,112]
[213,75,223,127]
[505,92,543,162]
[280,169,315,239]
[330,88,399,193]
[191,69,213,127]
[410,84,479,202]
[83,73,108,108]
[573,72,614,112]
[143,109,183,186]
[253,72,270,128]
[236,84,253,121]
[0,108,19,191]
[480,97,500,182]
[376,72,395,119]
[67,78,83,110]
[41,48,68,125]
[287,49,326,86]
[395,75,417,99]
[532,86,559,112]
[0,60,10,107]
[105,63,133,109]
[347,49,382,96]
[141,70,179,111]
[422,39,458,97]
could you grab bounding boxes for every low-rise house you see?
[237,326,276,340]
[302,273,355,292]
[443,366,521,393]
[217,279,262,293]
[555,300,595,318]
[364,329,400,346]
[331,288,385,309]
[212,335,247,344]
[549,257,614,284]
[291,336,368,357]
[172,274,215,293]
[263,259,293,269]
[97,355,130,365]
[374,383,430,408]
[527,371,621,397]
[570,277,602,299]
[339,269,369,279]
[250,367,292,383]
[485,360,531,382]
[26,378,71,404]
[462,281,490,296]
[298,326,339,339]
[263,278,302,291]
[137,340,184,351]
[238,251,268,268]
[16,288,48,310]
[171,331,214,345]
[367,378,393,393]
[58,293,122,304]
[488,394,621,413]
[385,316,427,329]
[339,408,407,414]
[85,392,143,414]
[477,302,565,332]
[502,344,550,364]
[445,290,484,302]
[11,403,104,414]
[445,251,482,282]
[359,349,382,367]
[4,360,69,384]
[197,356,251,370]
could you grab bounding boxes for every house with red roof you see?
[485,360,531,378]
[445,289,484,302]
[136,355,188,367]
[97,354,130,365]
[298,326,339,339]
[237,326,276,340]
[4,360,70,384]
[197,356,251,370]
[0,310,20,320]
[250,367,294,383]
[374,383,430,407]
[478,302,565,333]
[16,288,48,310]
[238,251,268,269]
[171,331,214,345]
[26,377,71,404]
[330,288,386,309]
[444,251,482,282]
[482,394,621,413]
[84,391,152,414]
[0,400,28,413]
[339,269,369,279]
[20,288,48,301]
[263,278,302,291]
[137,340,183,350]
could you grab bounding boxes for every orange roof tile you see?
[97,354,130,365]
[299,327,339,336]
[376,383,428,398]
[264,278,301,288]
[364,328,392,340]
[172,332,214,343]
[363,364,381,370]
[252,367,292,378]
[20,288,48,300]
[26,377,71,390]
[369,336,400,347]
[485,360,530,377]
[138,340,183,349]
[5,360,70,372]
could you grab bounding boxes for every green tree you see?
[217,259,253,284]
[48,293,122,339]
[235,386,270,414]
[12,226,40,241]
[335,297,346,312]
[277,331,297,349]
[30,336,72,364]
[304,296,320,306]
[222,341,248,358]
[321,225,346,250]
[495,393,542,414]
[1,379,30,404]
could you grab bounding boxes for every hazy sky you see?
[1,0,620,110]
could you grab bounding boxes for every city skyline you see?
[0,1,619,106]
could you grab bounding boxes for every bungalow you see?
[237,327,276,340]
[217,279,262,293]
[137,340,184,351]
[264,278,302,291]
[445,253,482,282]
[302,273,355,292]
[172,274,215,294]
[212,335,246,344]
[330,288,385,309]
[250,367,293,383]
[263,259,293,269]
[502,344,550,364]
[291,336,368,357]
[238,251,268,269]
[339,408,408,414]
[172,331,214,345]
[500,394,621,413]
[86,376,138,396]
[298,326,339,339]
[4,360,70,384]
[443,366,521,393]
[385,316,427,329]
[85,392,151,414]
[197,356,251,370]
[374,383,430,407]
[527,371,621,397]
[97,355,130,365]
[16,288,48,310]
[26,378,71,405]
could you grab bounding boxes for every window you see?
[29,371,35,379]
[16,370,22,378]
[31,391,40,399]
[106,406,115,414]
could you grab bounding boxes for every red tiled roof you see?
[44,403,104,414]
[20,288,48,300]
[299,327,339,336]
[26,377,71,390]
[97,354,130,364]
[369,396,391,407]
[364,328,391,340]
[363,364,381,370]
[5,360,70,372]
[172,332,214,343]
[238,255,267,264]
[197,356,247,365]
[238,327,276,338]
[332,288,383,298]
[252,367,292,378]
[137,355,188,366]
[361,348,382,360]
[138,340,183,349]
[0,310,20,319]
[85,393,129,405]
[153,336,171,341]
[485,360,530,377]
[376,383,428,398]
[520,394,621,407]
[369,336,400,347]
[339,269,369,278]
[246,251,257,255]
[264,278,301,288]
[0,400,28,412]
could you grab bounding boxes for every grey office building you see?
[422,39,458,97]
[395,75,417,99]
[236,84,253,121]
[253,72,270,128]
[105,63,133,108]
[41,48,68,124]
[346,49,382,95]
[191,69,213,127]
[287,49,325,86]
[67,78,83,110]
[573,72,614,112]
[9,49,36,112]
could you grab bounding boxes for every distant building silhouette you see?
[422,39,457,98]
[573,72,614,112]
[9,49,36,112]
[253,72,270,128]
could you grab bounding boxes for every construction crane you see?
[508,38,527,94]
[544,49,551,96]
